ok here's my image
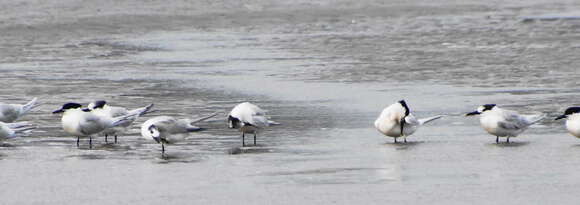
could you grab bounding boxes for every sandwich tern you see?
[53,102,151,148]
[374,100,443,143]
[0,121,35,141]
[141,113,217,154]
[227,102,279,147]
[88,100,154,143]
[466,104,545,143]
[0,98,40,123]
[555,107,580,138]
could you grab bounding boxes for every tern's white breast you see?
[62,110,107,136]
[374,103,418,137]
[566,115,580,138]
[62,111,83,136]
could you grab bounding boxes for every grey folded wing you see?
[79,116,106,135]
[498,114,527,130]
[154,118,182,134]
[190,112,219,124]
[6,121,31,129]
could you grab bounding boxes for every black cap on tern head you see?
[564,107,580,116]
[92,100,107,109]
[52,102,83,114]
[228,115,241,129]
[398,100,410,116]
[482,104,496,112]
[466,104,496,116]
[397,100,410,137]
[148,125,161,143]
[556,107,580,120]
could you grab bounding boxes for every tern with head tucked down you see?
[466,104,545,143]
[0,98,40,123]
[228,102,279,147]
[88,100,154,143]
[555,107,580,138]
[374,100,443,143]
[53,102,152,148]
[141,113,217,155]
[0,121,35,141]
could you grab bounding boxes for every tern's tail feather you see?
[111,115,135,127]
[525,113,546,125]
[186,126,205,132]
[6,121,32,129]
[190,112,219,124]
[110,104,153,127]
[13,126,35,134]
[6,122,35,134]
[418,115,444,125]
[127,104,155,117]
[267,120,281,126]
[21,98,39,115]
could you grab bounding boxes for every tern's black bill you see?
[465,111,480,116]
[555,115,566,120]
[52,109,64,114]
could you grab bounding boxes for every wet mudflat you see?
[1,0,580,204]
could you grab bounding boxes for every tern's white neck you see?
[63,108,84,116]
[568,113,580,121]
[480,107,501,116]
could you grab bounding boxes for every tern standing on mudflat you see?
[141,113,217,154]
[228,102,278,147]
[53,102,150,148]
[466,104,545,143]
[374,100,443,143]
[89,100,154,143]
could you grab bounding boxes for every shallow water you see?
[1,0,580,204]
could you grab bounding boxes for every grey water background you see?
[1,0,580,204]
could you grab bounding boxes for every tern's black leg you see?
[404,137,407,143]
[76,136,80,147]
[105,134,108,143]
[507,137,510,143]
[496,136,499,144]
[114,135,118,144]
[394,137,398,143]
[89,137,93,149]
[242,133,245,147]
[254,133,257,145]
[161,143,165,154]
